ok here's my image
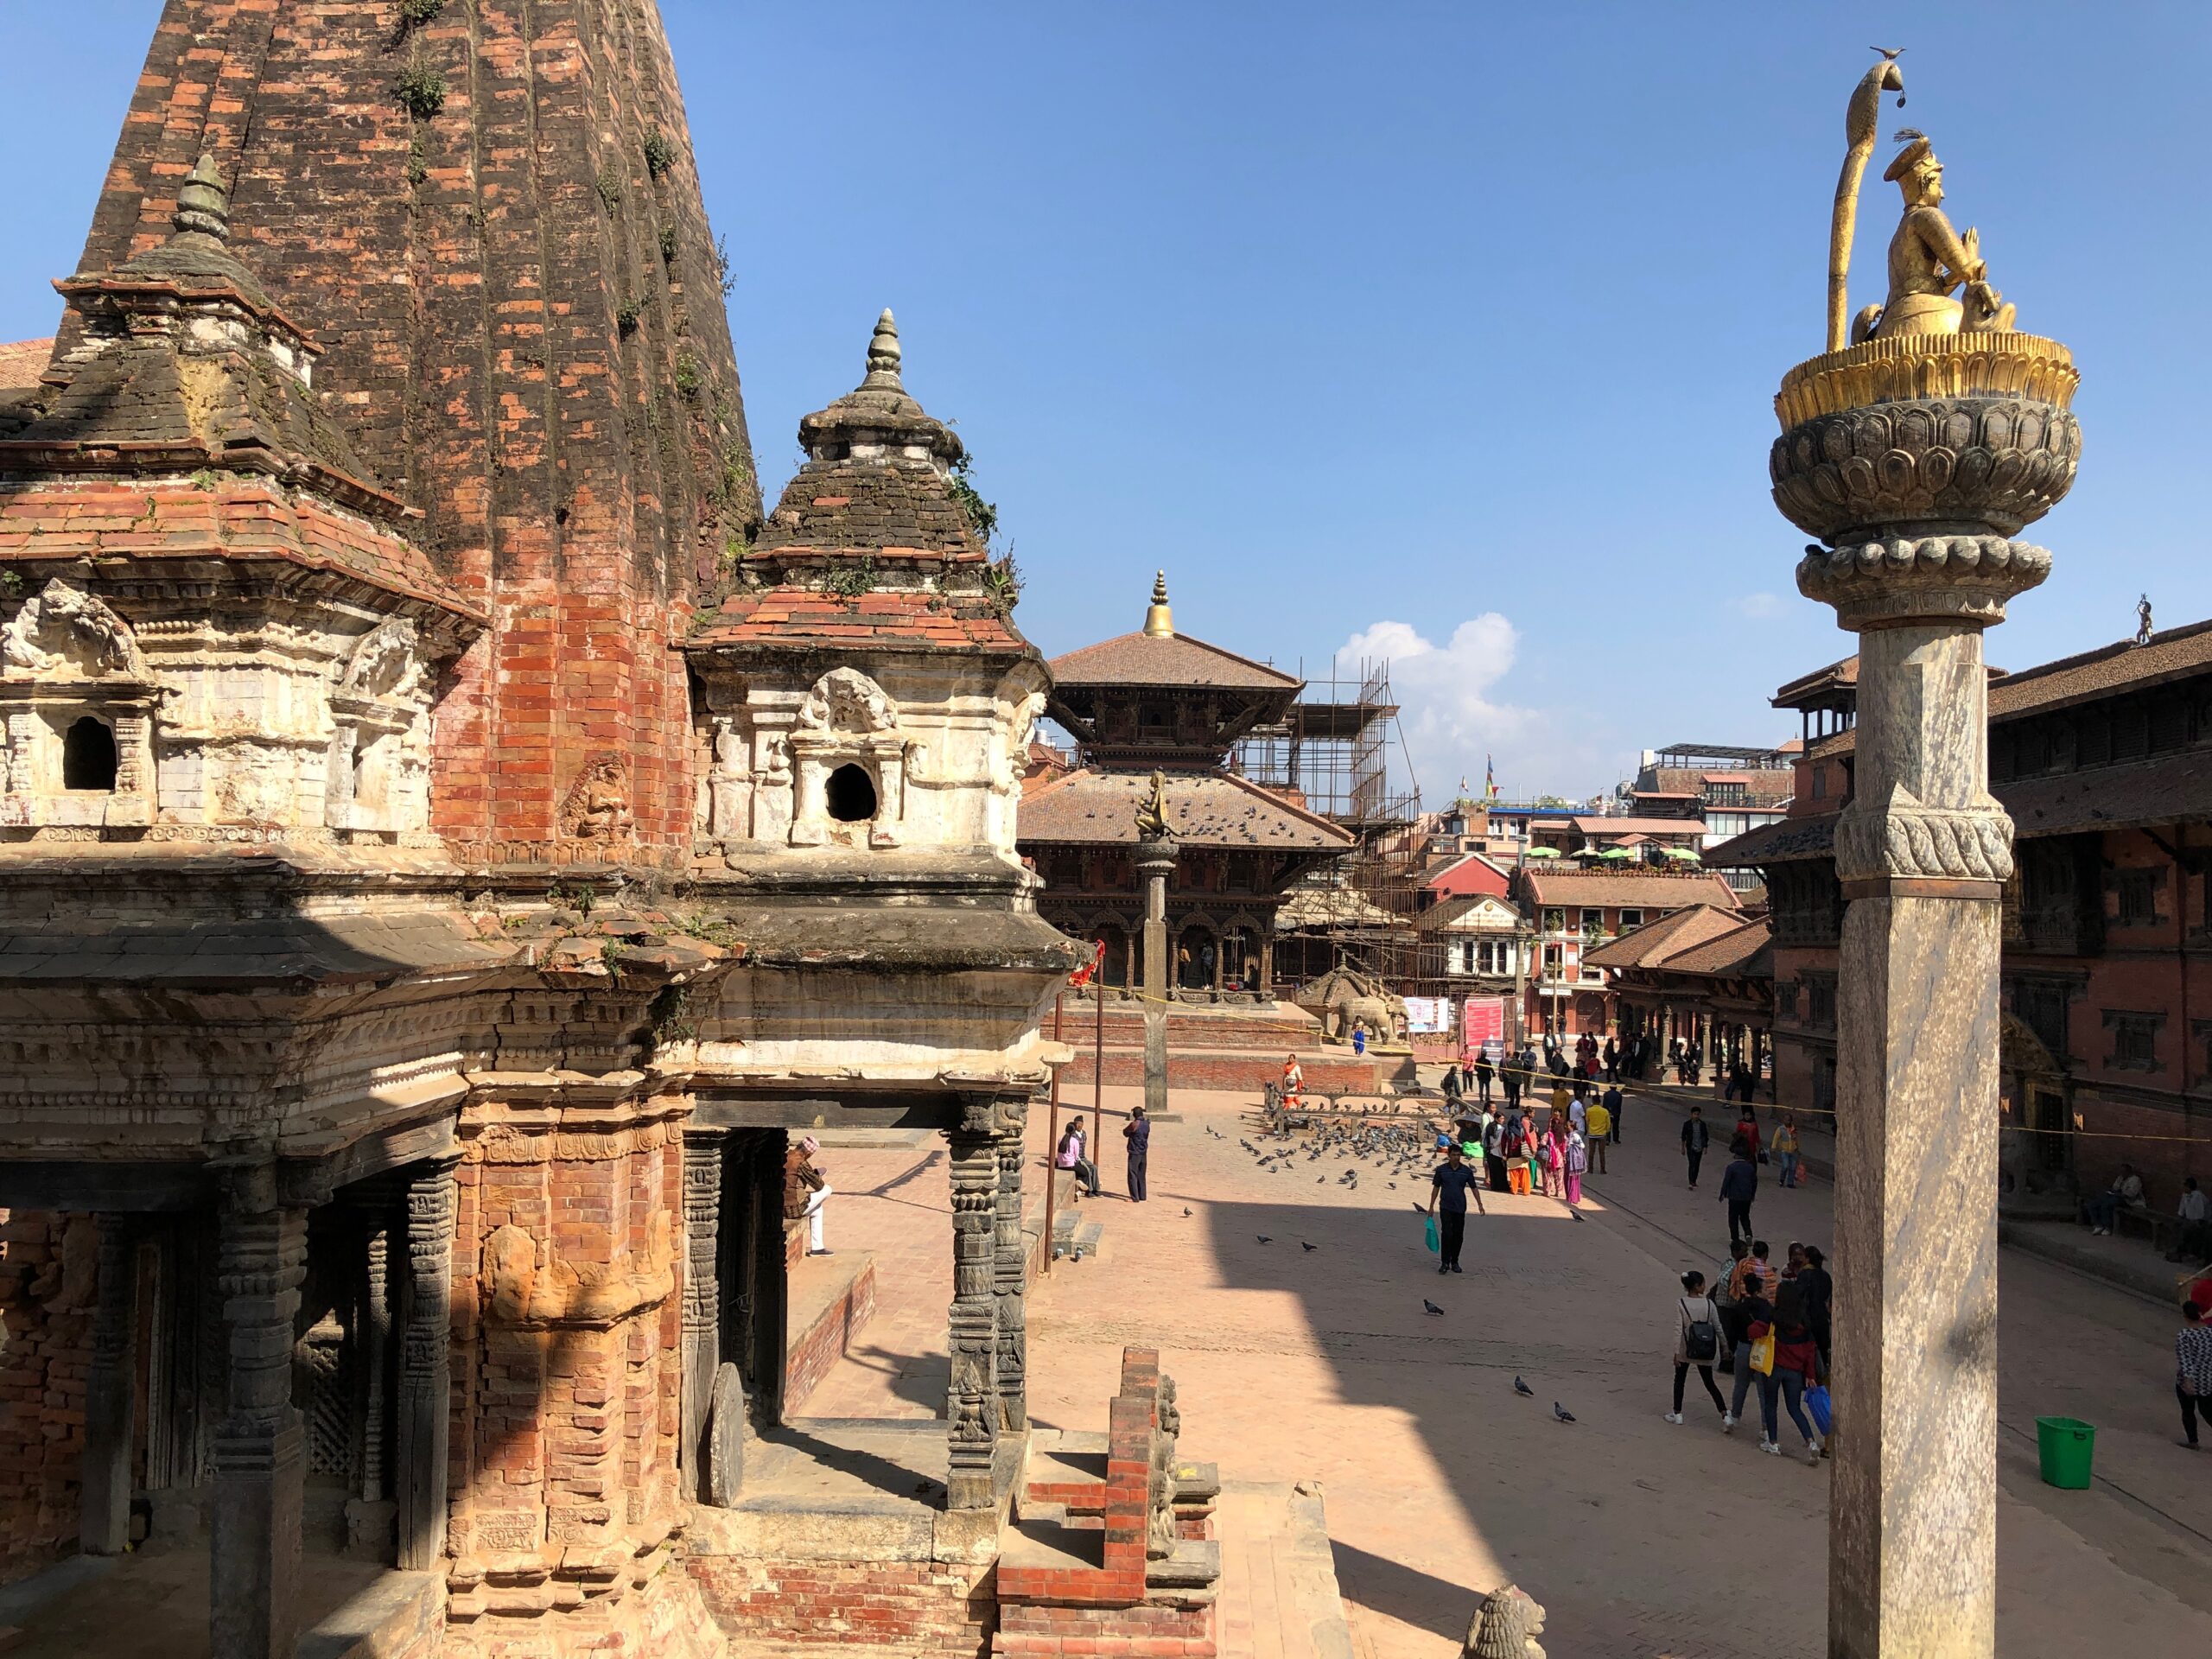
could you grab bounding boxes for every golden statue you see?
[1135,769,1175,841]
[1826,48,2018,348]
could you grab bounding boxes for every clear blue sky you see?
[5,3,2207,801]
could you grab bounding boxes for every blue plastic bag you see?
[1423,1215,1440,1254]
[1805,1383,1833,1436]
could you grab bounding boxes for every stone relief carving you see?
[0,578,149,680]
[480,1213,674,1329]
[1834,785,2014,883]
[338,616,419,701]
[1794,535,2051,627]
[559,753,633,841]
[701,713,754,841]
[798,665,898,734]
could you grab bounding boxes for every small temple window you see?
[62,715,119,791]
[825,762,877,823]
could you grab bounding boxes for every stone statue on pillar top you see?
[1135,769,1175,843]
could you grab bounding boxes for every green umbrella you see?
[1524,846,1562,859]
[1594,846,1636,861]
[1661,845,1702,862]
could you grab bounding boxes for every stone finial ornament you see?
[1462,1584,1546,1659]
[1142,569,1174,638]
[175,152,231,243]
[863,308,902,389]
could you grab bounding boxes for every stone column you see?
[682,1130,724,1503]
[1772,306,2074,1658]
[212,1171,308,1659]
[1135,836,1178,1119]
[343,1187,397,1556]
[993,1101,1029,1433]
[81,1214,137,1555]
[944,1114,1002,1509]
[395,1155,458,1573]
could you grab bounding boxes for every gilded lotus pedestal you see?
[1776,322,2078,1659]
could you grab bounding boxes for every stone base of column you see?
[212,1423,305,1659]
[1142,1008,1168,1118]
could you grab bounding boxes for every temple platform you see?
[1054,998,1393,1093]
[0,1550,442,1659]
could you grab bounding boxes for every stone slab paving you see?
[796,1084,2212,1657]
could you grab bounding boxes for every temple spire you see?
[1142,571,1173,638]
[862,308,903,390]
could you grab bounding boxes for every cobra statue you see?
[1828,48,1907,352]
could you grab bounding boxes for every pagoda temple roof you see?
[1016,767,1352,851]
[1050,628,1300,691]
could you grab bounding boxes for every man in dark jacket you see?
[1719,1144,1760,1246]
[1681,1105,1711,1189]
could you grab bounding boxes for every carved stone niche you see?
[325,616,431,842]
[0,577,157,831]
[787,667,907,849]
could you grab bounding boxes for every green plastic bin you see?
[2036,1416,2095,1489]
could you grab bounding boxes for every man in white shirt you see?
[1567,1090,1588,1138]
[2172,1175,2211,1262]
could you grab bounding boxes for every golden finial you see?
[1142,569,1174,638]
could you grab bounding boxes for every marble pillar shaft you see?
[1826,617,2011,1659]
[1138,839,1176,1119]
[944,1124,1001,1509]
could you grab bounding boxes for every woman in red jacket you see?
[1760,1276,1823,1465]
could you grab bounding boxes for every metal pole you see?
[1093,970,1105,1151]
[1044,993,1063,1275]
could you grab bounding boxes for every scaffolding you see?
[1234,658,1427,989]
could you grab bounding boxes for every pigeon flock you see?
[1214,1111,1581,1423]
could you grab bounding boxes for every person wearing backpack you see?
[1669,1270,1728,1423]
[1503,1110,1532,1195]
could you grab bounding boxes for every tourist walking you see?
[1427,1141,1483,1274]
[1724,1276,1775,1434]
[1564,1123,1587,1205]
[1668,1269,1728,1424]
[1504,1110,1533,1196]
[2178,1300,2211,1449]
[1056,1120,1102,1198]
[1761,1274,1825,1463]
[1472,1048,1495,1108]
[1603,1079,1623,1144]
[1732,1105,1762,1162]
[1719,1141,1759,1245]
[1681,1105,1711,1190]
[1773,1116,1802,1187]
[785,1135,833,1255]
[1122,1104,1150,1202]
[1281,1054,1304,1109]
[1584,1094,1611,1172]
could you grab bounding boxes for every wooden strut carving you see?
[994,1113,1029,1433]
[395,1157,457,1574]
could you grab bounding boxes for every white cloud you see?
[1333,614,1548,801]
[1732,592,1788,619]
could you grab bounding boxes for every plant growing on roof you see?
[820,556,877,602]
[595,165,623,212]
[946,451,997,544]
[398,0,448,24]
[643,132,675,180]
[674,351,702,399]
[616,300,641,336]
[658,224,678,264]
[712,233,736,300]
[982,553,1022,616]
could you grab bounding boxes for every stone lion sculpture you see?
[1463,1585,1546,1659]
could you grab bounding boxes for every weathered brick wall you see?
[0,1213,94,1582]
[69,0,760,863]
[783,1257,876,1414]
[993,1599,1215,1657]
[687,1556,994,1656]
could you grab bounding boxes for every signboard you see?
[1460,996,1506,1050]
[1405,995,1453,1034]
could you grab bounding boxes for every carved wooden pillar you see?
[993,1100,1029,1433]
[395,1155,458,1573]
[342,1185,397,1559]
[682,1130,725,1501]
[944,1115,1001,1509]
[750,1131,789,1426]
[212,1172,308,1659]
[81,1214,137,1555]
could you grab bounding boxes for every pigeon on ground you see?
[1388,1182,1397,1189]
[1423,1300,1446,1317]
[1316,1176,1325,1184]
[1409,1201,1425,1213]
[1300,1241,1318,1252]
[1514,1376,1535,1397]
[1256,1235,1272,1244]
[1182,1206,1193,1217]
[1554,1402,1576,1423]
[1569,1208,1584,1223]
